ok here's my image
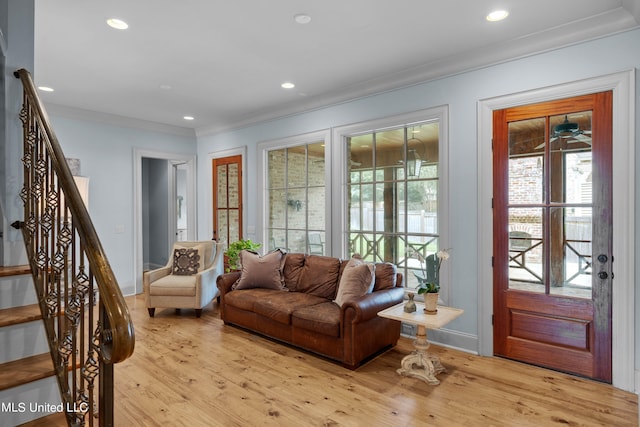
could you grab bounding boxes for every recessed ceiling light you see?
[294,14,311,25]
[159,84,172,90]
[107,18,129,30]
[281,82,295,89]
[486,10,509,22]
[38,86,54,92]
[183,116,194,121]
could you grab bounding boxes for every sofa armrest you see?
[341,286,404,323]
[216,272,241,295]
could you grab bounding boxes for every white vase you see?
[424,292,439,314]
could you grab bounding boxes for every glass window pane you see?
[268,229,287,251]
[308,187,325,230]
[308,142,325,186]
[508,207,543,291]
[376,128,403,171]
[414,122,439,179]
[287,146,306,188]
[287,229,306,253]
[269,149,285,189]
[287,188,306,229]
[269,190,286,228]
[349,134,374,176]
[308,231,325,255]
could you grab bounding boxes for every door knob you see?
[598,271,608,280]
[597,254,608,263]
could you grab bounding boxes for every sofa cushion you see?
[334,255,375,307]
[292,302,341,337]
[233,249,287,291]
[373,262,397,291]
[225,288,276,311]
[282,253,306,290]
[253,292,328,325]
[294,255,342,299]
[172,247,201,275]
[149,275,196,296]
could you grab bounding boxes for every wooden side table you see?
[378,303,463,385]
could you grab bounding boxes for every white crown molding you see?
[196,7,639,138]
[44,103,196,138]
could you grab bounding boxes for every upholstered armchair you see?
[144,240,224,317]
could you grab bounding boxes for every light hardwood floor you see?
[95,295,638,426]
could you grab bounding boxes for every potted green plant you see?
[224,239,261,272]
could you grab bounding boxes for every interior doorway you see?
[134,150,196,293]
[212,154,243,244]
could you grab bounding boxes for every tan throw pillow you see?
[173,248,200,276]
[232,248,287,291]
[334,255,375,307]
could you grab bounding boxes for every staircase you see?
[0,266,65,426]
[0,69,136,426]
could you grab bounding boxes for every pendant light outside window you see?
[407,149,422,177]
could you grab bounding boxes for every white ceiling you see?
[34,0,640,135]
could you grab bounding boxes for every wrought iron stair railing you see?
[12,68,135,426]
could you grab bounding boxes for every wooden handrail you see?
[13,68,135,426]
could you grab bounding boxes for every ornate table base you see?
[377,302,464,386]
[396,324,446,385]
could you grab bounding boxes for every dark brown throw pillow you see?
[334,255,375,307]
[232,248,288,291]
[173,248,200,275]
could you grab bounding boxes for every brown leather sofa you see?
[216,253,404,369]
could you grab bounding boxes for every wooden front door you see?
[212,155,243,244]
[493,92,613,382]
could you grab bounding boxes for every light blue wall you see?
[197,29,639,367]
[49,116,196,295]
[1,0,34,265]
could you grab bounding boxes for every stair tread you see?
[0,353,55,391]
[17,411,67,427]
[0,303,42,327]
[0,265,31,277]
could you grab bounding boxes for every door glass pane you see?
[508,117,544,205]
[217,165,227,208]
[228,164,239,208]
[228,210,239,243]
[550,207,592,298]
[549,111,592,204]
[508,207,543,291]
[217,211,228,243]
